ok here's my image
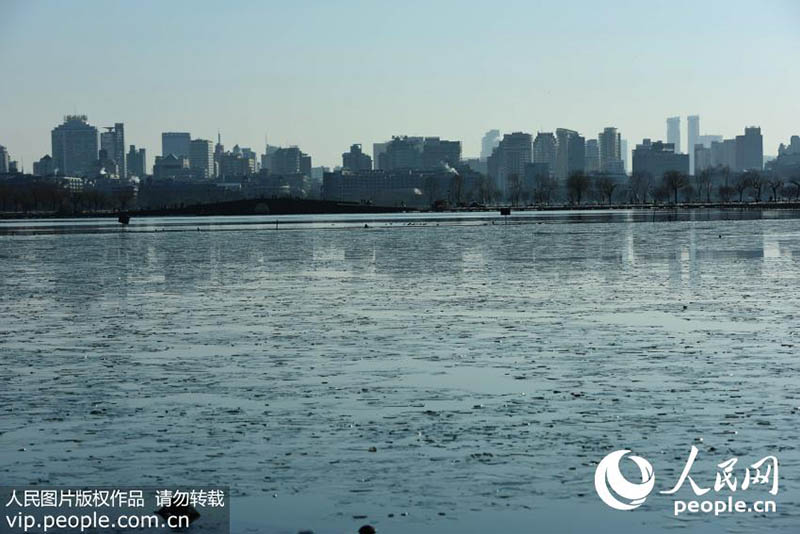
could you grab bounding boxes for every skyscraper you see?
[735,127,763,171]
[33,155,55,176]
[100,123,125,179]
[632,139,689,179]
[480,130,501,161]
[189,139,214,179]
[261,144,279,173]
[381,136,424,170]
[342,144,372,171]
[214,133,226,177]
[598,127,623,173]
[162,132,191,158]
[421,137,461,169]
[666,117,681,154]
[621,139,629,173]
[0,145,9,173]
[372,142,388,170]
[687,115,699,174]
[584,139,600,173]
[711,139,737,169]
[51,115,99,177]
[269,146,311,175]
[532,132,557,174]
[555,128,585,180]
[694,145,712,174]
[127,145,146,177]
[486,132,532,197]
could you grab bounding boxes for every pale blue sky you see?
[1,0,798,170]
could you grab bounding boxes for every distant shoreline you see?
[2,199,800,220]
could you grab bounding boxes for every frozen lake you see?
[1,209,799,533]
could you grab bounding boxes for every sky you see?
[1,0,798,170]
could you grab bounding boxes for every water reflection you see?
[1,211,799,533]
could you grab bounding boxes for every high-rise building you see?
[711,139,737,169]
[421,137,461,169]
[127,145,146,177]
[480,130,501,161]
[778,136,800,156]
[555,128,585,180]
[735,127,763,171]
[372,136,460,171]
[463,158,488,175]
[311,166,329,181]
[486,132,532,197]
[240,147,259,172]
[95,148,119,178]
[380,136,424,170]
[372,142,388,170]
[598,127,623,173]
[621,139,629,173]
[51,115,99,177]
[153,154,191,180]
[687,115,699,174]
[161,132,191,158]
[269,146,310,175]
[694,145,712,174]
[0,145,9,173]
[214,133,226,177]
[218,152,255,178]
[33,155,55,176]
[342,144,372,171]
[189,139,214,179]
[584,139,600,173]
[770,136,800,177]
[666,117,681,154]
[300,152,311,177]
[100,123,125,179]
[632,139,689,179]
[532,132,557,173]
[260,144,280,173]
[697,134,723,148]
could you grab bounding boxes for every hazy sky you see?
[1,0,798,170]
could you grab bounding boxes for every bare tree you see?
[566,171,590,205]
[695,168,713,203]
[595,175,616,204]
[734,173,750,202]
[682,183,696,202]
[652,184,670,204]
[744,170,764,202]
[533,175,558,205]
[475,175,498,205]
[628,172,651,204]
[785,182,800,201]
[768,176,784,201]
[718,185,734,203]
[720,165,731,187]
[662,171,688,204]
[508,173,522,206]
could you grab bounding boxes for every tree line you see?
[0,179,134,214]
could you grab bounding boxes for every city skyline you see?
[1,0,798,170]
[0,113,785,176]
